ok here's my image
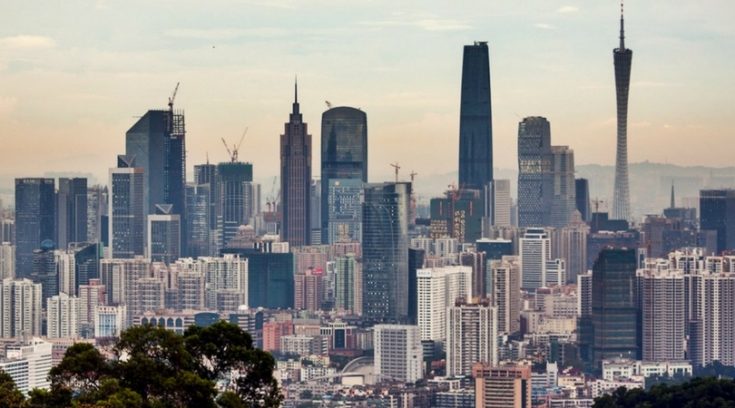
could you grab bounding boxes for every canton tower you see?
[612,2,632,221]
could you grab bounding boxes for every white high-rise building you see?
[47,292,80,339]
[0,278,42,338]
[54,250,76,296]
[489,179,511,227]
[78,279,105,338]
[100,257,151,324]
[0,338,52,394]
[373,324,423,383]
[95,304,126,338]
[577,271,593,318]
[637,261,685,361]
[520,228,551,290]
[0,242,14,279]
[489,256,521,335]
[416,266,472,343]
[446,300,498,377]
[551,214,589,284]
[172,255,248,311]
[545,258,567,287]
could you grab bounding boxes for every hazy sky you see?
[0,0,733,186]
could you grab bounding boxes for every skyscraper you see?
[320,107,367,243]
[519,228,551,290]
[216,162,254,249]
[446,300,498,378]
[0,278,43,338]
[109,156,145,259]
[517,117,552,228]
[373,324,423,383]
[280,81,312,247]
[488,179,511,227]
[612,4,633,221]
[550,146,576,228]
[458,41,493,190]
[14,178,56,278]
[699,189,735,254]
[362,182,411,323]
[326,179,363,244]
[637,263,685,362]
[147,204,181,264]
[489,255,521,335]
[56,177,88,249]
[473,362,532,408]
[416,266,472,343]
[575,178,591,222]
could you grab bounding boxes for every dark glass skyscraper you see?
[56,177,88,249]
[575,178,591,222]
[321,107,367,243]
[15,178,56,278]
[362,182,411,323]
[458,41,493,190]
[109,156,145,259]
[591,248,640,368]
[280,82,312,247]
[700,189,735,254]
[517,117,553,227]
[612,6,633,221]
[216,162,254,249]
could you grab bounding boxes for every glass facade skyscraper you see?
[109,156,145,259]
[458,41,493,191]
[321,107,367,243]
[327,178,363,244]
[362,182,411,323]
[700,189,735,254]
[517,117,553,228]
[56,177,88,249]
[216,162,254,249]
[15,178,56,278]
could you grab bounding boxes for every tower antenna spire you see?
[619,0,625,49]
[294,75,298,103]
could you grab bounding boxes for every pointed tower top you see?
[294,75,298,103]
[619,0,625,49]
[670,182,676,208]
[290,76,302,121]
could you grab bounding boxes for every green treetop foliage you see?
[593,376,735,408]
[0,321,282,408]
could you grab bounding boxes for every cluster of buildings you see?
[1,6,735,408]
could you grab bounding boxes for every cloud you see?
[534,23,556,30]
[164,27,288,40]
[556,6,579,13]
[0,96,18,116]
[0,35,55,49]
[360,18,472,32]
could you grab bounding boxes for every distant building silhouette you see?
[15,178,56,278]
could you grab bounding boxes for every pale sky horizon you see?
[1,0,733,186]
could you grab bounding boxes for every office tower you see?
[550,146,576,228]
[326,179,363,244]
[320,107,368,243]
[612,6,633,221]
[54,249,75,296]
[446,299,498,378]
[416,266,472,343]
[407,247,425,325]
[0,242,14,279]
[70,242,100,288]
[86,185,108,245]
[94,304,126,338]
[586,229,640,270]
[222,248,294,310]
[0,338,52,394]
[592,248,639,367]
[641,215,676,258]
[517,117,552,228]
[56,178,88,249]
[519,228,551,290]
[362,182,411,323]
[488,179,511,227]
[0,218,14,244]
[473,362,532,408]
[78,279,105,338]
[0,278,42,338]
[31,240,57,302]
[489,256,521,335]
[552,216,589,283]
[335,254,360,314]
[125,107,186,227]
[109,156,145,259]
[458,41,493,191]
[476,238,513,262]
[14,178,56,278]
[216,162,254,249]
[294,268,323,312]
[186,183,213,257]
[577,271,594,364]
[280,81,312,247]
[194,163,217,237]
[46,292,80,338]
[147,205,181,264]
[700,189,735,254]
[430,189,484,243]
[461,250,486,298]
[373,324,423,383]
[637,264,685,361]
[575,178,591,222]
[309,180,322,244]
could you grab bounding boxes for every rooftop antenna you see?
[325,100,332,109]
[619,0,625,50]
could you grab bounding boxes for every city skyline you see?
[1,1,733,187]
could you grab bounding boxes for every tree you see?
[593,377,735,407]
[0,370,25,408]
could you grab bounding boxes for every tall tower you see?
[280,80,312,247]
[458,42,493,190]
[612,2,633,221]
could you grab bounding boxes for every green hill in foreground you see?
[594,377,735,408]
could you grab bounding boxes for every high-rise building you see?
[125,108,186,229]
[14,178,56,278]
[591,248,639,367]
[147,205,181,264]
[185,182,213,258]
[334,254,360,314]
[473,362,531,408]
[458,41,493,191]
[552,214,590,284]
[326,179,363,244]
[575,178,591,222]
[461,250,487,298]
[577,271,594,364]
[78,279,105,338]
[320,107,368,243]
[86,185,108,245]
[373,324,423,383]
[637,262,685,361]
[70,242,100,288]
[446,299,498,378]
[294,268,323,312]
[0,219,14,244]
[56,178,88,249]
[519,228,551,290]
[488,179,511,227]
[54,249,76,296]
[517,117,552,228]
[700,189,735,254]
[109,156,145,259]
[416,266,472,343]
[0,242,14,280]
[94,304,126,338]
[222,248,294,310]
[550,146,576,228]
[489,256,521,335]
[280,81,312,247]
[46,292,80,339]
[0,338,52,394]
[31,240,57,302]
[477,238,513,263]
[309,179,322,245]
[362,182,411,322]
[100,257,151,324]
[612,6,633,221]
[0,278,42,338]
[173,255,247,311]
[216,162,254,249]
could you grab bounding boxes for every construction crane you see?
[168,82,180,112]
[325,100,332,109]
[390,162,401,183]
[266,176,278,212]
[409,171,418,183]
[221,127,249,163]
[447,183,460,202]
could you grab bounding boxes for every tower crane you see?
[168,82,180,112]
[390,162,401,183]
[221,127,248,163]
